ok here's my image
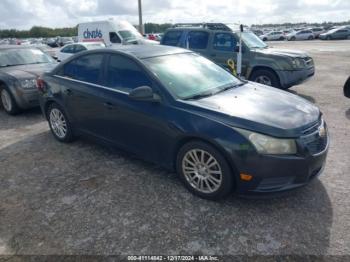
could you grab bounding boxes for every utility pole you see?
[138,0,144,34]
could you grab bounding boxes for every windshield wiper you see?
[183,91,215,100]
[214,82,247,95]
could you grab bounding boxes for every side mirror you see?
[129,86,161,102]
[344,77,350,98]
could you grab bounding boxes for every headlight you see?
[236,128,297,155]
[291,58,305,69]
[20,79,37,90]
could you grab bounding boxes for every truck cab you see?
[161,23,315,89]
[78,20,158,46]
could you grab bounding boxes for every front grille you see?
[301,119,328,155]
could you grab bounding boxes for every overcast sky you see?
[0,0,349,29]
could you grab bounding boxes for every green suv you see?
[161,23,315,89]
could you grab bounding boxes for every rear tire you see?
[0,87,20,115]
[47,102,75,143]
[308,36,313,40]
[250,69,281,88]
[176,141,234,200]
[291,36,296,41]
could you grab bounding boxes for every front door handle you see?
[64,89,73,95]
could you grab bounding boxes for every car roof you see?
[107,45,192,59]
[0,45,38,50]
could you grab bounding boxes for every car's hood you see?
[254,47,308,58]
[1,63,56,79]
[183,82,320,137]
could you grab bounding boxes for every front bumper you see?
[277,65,315,89]
[233,121,329,195]
[13,88,39,109]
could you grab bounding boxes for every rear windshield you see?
[162,31,183,46]
[0,48,53,67]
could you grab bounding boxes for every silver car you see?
[0,46,56,115]
[287,30,314,41]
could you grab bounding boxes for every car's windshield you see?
[118,30,142,41]
[0,48,54,67]
[143,53,242,100]
[241,32,267,49]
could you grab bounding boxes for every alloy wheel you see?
[1,89,12,112]
[49,108,67,139]
[182,149,223,194]
[255,75,272,86]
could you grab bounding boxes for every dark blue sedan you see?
[37,45,329,200]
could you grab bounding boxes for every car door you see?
[99,54,170,160]
[209,32,248,75]
[56,53,109,138]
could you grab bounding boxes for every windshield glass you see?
[241,32,267,49]
[143,53,242,100]
[118,30,142,41]
[0,48,53,67]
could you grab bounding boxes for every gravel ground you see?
[0,40,349,256]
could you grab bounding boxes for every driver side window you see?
[110,32,121,43]
[106,55,152,92]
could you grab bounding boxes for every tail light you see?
[36,78,46,92]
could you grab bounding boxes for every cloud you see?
[0,0,348,30]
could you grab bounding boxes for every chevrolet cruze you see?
[37,45,329,200]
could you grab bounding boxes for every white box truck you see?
[78,20,157,46]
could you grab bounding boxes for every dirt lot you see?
[0,40,349,256]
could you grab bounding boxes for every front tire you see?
[47,103,75,143]
[0,87,20,115]
[250,69,281,88]
[176,141,234,200]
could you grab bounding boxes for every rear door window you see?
[61,45,75,53]
[188,31,209,49]
[74,45,87,53]
[106,54,152,92]
[162,30,183,46]
[213,33,236,51]
[62,54,104,84]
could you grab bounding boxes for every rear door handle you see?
[103,102,115,110]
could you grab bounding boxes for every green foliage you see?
[144,23,172,33]
[0,26,78,38]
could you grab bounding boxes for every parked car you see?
[319,27,350,40]
[58,37,74,47]
[56,42,106,62]
[287,30,314,41]
[259,31,285,41]
[0,46,56,115]
[37,45,329,200]
[161,23,315,89]
[344,77,350,98]
[310,27,325,38]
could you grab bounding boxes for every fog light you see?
[240,173,253,181]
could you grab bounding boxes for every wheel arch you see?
[172,136,240,187]
[248,66,281,83]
